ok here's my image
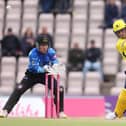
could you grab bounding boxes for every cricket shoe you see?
[0,109,8,118]
[59,112,67,119]
[105,112,117,120]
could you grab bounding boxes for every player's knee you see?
[16,83,23,92]
[60,85,64,92]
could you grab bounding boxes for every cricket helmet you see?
[113,19,126,33]
[36,35,49,47]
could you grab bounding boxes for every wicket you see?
[45,73,60,118]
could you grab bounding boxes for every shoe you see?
[105,112,117,120]
[0,109,8,118]
[59,112,67,119]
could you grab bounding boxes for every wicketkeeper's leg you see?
[54,85,64,112]
[3,76,34,114]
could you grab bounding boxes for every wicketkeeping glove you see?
[43,65,52,72]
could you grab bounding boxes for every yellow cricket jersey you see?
[116,38,126,60]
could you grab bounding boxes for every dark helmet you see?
[36,35,49,48]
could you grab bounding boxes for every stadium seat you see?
[54,14,71,63]
[0,57,16,94]
[103,29,119,75]
[24,0,39,6]
[104,29,118,43]
[89,1,104,29]
[6,17,21,35]
[72,0,87,49]
[55,14,71,30]
[74,0,87,14]
[71,14,87,49]
[88,29,103,48]
[0,1,4,39]
[38,14,54,35]
[0,0,4,12]
[22,13,37,34]
[103,57,118,75]
[67,72,83,95]
[72,14,87,35]
[110,72,125,95]
[22,0,38,34]
[16,57,29,84]
[84,72,101,95]
[5,0,21,35]
[120,60,126,71]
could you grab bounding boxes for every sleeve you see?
[49,48,59,64]
[29,52,45,73]
[116,39,126,53]
[116,39,126,60]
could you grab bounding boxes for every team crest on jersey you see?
[32,60,35,65]
[53,54,57,59]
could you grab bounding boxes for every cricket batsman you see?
[0,35,67,118]
[106,19,126,119]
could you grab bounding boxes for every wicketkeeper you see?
[0,35,67,118]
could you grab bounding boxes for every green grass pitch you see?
[0,117,126,126]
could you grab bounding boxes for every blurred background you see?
[0,0,126,117]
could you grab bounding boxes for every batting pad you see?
[114,88,126,118]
